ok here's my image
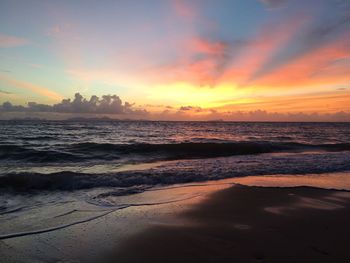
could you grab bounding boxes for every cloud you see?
[0,34,29,48]
[259,0,288,9]
[151,13,309,88]
[48,25,63,36]
[152,107,350,122]
[152,37,233,87]
[225,110,350,122]
[248,11,350,83]
[179,105,194,111]
[179,105,203,112]
[252,38,350,88]
[221,15,306,86]
[0,75,64,101]
[172,0,196,20]
[0,89,13,95]
[1,92,350,122]
[188,38,234,86]
[0,93,148,115]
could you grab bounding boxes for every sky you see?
[0,0,350,121]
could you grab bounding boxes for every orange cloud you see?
[254,36,350,88]
[217,91,350,114]
[0,75,64,101]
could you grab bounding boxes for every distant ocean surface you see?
[1,121,350,239]
[1,121,350,192]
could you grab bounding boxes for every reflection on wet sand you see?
[108,183,350,263]
[228,172,350,190]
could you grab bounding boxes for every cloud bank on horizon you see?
[1,93,350,122]
[0,93,146,115]
[0,0,350,121]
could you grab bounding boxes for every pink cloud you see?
[222,14,308,86]
[172,0,196,20]
[187,37,228,55]
[254,35,350,88]
[147,37,231,86]
[0,34,29,48]
[148,14,307,87]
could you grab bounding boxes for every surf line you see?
[0,195,201,240]
[147,182,236,192]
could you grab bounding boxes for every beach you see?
[1,173,350,262]
[108,184,350,262]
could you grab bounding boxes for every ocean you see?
[1,121,350,239]
[1,121,350,190]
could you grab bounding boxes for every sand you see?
[105,184,350,263]
[2,174,350,262]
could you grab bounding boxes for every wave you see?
[0,144,82,162]
[18,136,56,141]
[1,141,350,163]
[1,149,350,193]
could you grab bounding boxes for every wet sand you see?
[106,185,350,263]
[2,174,350,262]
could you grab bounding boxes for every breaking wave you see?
[1,150,350,192]
[1,141,350,163]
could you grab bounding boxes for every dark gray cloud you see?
[179,105,203,112]
[179,106,194,111]
[0,93,148,115]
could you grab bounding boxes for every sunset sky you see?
[0,0,350,121]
